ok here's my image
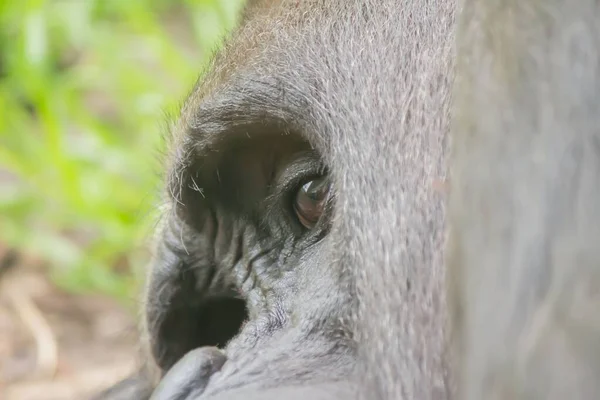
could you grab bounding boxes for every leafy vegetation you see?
[0,0,245,301]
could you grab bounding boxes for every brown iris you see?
[293,177,330,229]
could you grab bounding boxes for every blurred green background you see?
[0,0,246,302]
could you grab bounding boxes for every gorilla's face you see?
[146,1,452,399]
[149,132,354,394]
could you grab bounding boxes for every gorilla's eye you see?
[293,176,330,229]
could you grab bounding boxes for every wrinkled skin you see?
[96,0,600,399]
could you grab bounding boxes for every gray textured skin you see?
[98,0,455,399]
[449,0,600,399]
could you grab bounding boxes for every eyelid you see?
[271,152,326,196]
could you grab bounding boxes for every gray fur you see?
[449,0,600,399]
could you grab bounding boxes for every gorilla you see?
[97,0,600,399]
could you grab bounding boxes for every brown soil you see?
[0,257,141,400]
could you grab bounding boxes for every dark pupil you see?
[294,177,329,228]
